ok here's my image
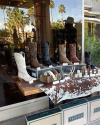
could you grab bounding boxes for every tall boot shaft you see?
[29,42,37,58]
[69,43,81,64]
[41,41,49,60]
[59,44,66,57]
[29,42,44,69]
[69,43,76,58]
[59,43,72,65]
[14,52,26,72]
[14,52,36,83]
[41,41,57,66]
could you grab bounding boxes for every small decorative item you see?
[90,70,92,75]
[75,74,78,78]
[85,70,87,75]
[69,66,75,76]
[77,70,80,75]
[74,70,82,78]
[79,72,82,78]
[84,75,89,77]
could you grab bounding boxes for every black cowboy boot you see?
[41,41,57,66]
[85,52,91,66]
[85,52,95,69]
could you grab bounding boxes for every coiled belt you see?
[55,69,63,80]
[44,71,57,80]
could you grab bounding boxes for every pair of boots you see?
[59,43,81,64]
[14,41,56,83]
[29,41,56,68]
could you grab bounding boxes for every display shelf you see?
[61,63,86,73]
[26,65,62,79]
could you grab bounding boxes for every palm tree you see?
[0,6,6,29]
[5,19,15,40]
[49,0,55,24]
[6,8,12,17]
[6,7,29,43]
[27,7,34,16]
[58,4,66,25]
[19,10,30,42]
[12,8,21,37]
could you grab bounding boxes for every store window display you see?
[1,1,100,123]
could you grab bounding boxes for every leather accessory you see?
[59,43,72,65]
[51,70,60,80]
[41,41,57,66]
[14,52,36,83]
[29,42,44,69]
[40,75,54,83]
[55,69,63,80]
[69,43,82,64]
[44,71,56,80]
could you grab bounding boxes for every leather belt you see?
[44,71,56,80]
[55,69,63,80]
[51,70,60,80]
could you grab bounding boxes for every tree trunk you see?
[21,27,24,43]
[20,26,25,49]
[9,29,12,40]
[3,9,6,29]
[61,12,63,25]
[51,8,53,24]
[16,25,19,37]
[11,29,14,34]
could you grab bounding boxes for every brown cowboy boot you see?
[29,42,44,69]
[59,43,72,65]
[69,43,82,64]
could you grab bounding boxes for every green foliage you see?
[27,7,34,16]
[0,29,9,38]
[58,4,66,25]
[51,19,64,29]
[6,7,29,42]
[0,6,6,10]
[58,4,66,13]
[8,40,15,52]
[84,27,100,66]
[91,0,98,2]
[49,0,55,8]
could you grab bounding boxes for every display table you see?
[12,76,43,96]
[12,75,100,104]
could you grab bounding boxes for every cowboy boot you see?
[29,42,44,69]
[69,43,82,64]
[85,51,91,69]
[59,43,72,65]
[41,41,57,66]
[14,52,36,83]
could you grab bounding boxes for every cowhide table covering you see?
[12,76,100,104]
